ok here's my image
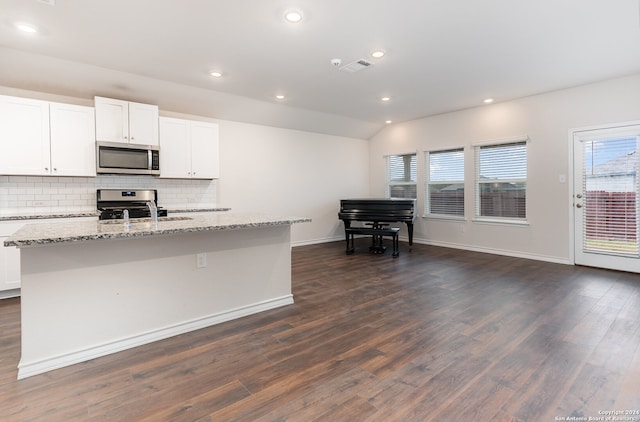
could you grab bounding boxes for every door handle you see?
[576,203,582,208]
[576,194,582,198]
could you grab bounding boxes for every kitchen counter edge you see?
[4,213,311,248]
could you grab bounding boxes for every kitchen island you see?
[5,212,310,379]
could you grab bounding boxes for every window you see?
[425,148,464,216]
[475,140,527,220]
[386,153,417,198]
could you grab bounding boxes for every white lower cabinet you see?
[0,221,24,298]
[0,217,97,298]
[159,117,219,179]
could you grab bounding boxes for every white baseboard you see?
[295,235,572,266]
[17,295,294,380]
[412,238,572,265]
[292,235,343,247]
[0,288,20,299]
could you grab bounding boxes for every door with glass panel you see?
[573,124,640,273]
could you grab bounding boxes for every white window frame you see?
[424,148,465,219]
[474,137,528,224]
[385,153,417,199]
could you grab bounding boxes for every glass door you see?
[573,124,640,273]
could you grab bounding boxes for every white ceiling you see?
[1,0,640,139]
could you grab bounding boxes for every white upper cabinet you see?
[158,117,190,178]
[159,117,219,179]
[0,95,51,176]
[49,102,96,177]
[95,96,158,145]
[190,121,220,179]
[0,96,96,177]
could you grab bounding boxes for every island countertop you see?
[5,212,311,248]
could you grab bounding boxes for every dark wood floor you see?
[1,240,639,421]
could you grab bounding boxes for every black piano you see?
[338,198,417,255]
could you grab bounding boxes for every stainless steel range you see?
[97,189,168,220]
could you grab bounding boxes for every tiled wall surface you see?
[0,175,217,215]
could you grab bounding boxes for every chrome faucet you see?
[146,201,158,225]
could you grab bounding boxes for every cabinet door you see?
[159,117,191,178]
[0,239,20,294]
[129,102,159,146]
[50,103,96,177]
[190,121,219,179]
[0,221,24,295]
[0,95,50,175]
[95,96,129,143]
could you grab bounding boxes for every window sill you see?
[423,214,465,222]
[472,217,529,227]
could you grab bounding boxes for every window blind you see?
[475,141,527,219]
[426,148,464,216]
[386,153,417,199]
[582,136,639,255]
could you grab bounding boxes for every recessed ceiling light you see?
[209,71,223,78]
[483,98,494,104]
[15,23,38,33]
[284,10,302,23]
[275,94,285,100]
[381,97,391,102]
[385,120,392,124]
[371,50,385,59]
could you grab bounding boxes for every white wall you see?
[214,120,369,244]
[160,110,370,244]
[0,86,370,245]
[369,73,640,263]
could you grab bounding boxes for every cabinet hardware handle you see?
[576,203,582,208]
[576,193,583,198]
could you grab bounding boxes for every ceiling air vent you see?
[340,59,373,73]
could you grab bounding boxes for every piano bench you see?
[345,227,400,257]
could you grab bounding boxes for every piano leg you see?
[407,222,414,251]
[344,222,355,255]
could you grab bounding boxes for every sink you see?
[99,216,193,224]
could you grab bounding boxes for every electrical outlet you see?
[196,253,207,268]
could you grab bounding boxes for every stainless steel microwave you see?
[96,141,160,175]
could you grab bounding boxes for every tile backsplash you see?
[0,175,217,215]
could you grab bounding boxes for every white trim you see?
[571,119,640,135]
[568,127,576,264]
[0,288,20,299]
[412,237,572,265]
[301,237,571,265]
[471,135,529,147]
[383,150,419,158]
[17,295,294,379]
[423,145,466,154]
[422,214,466,222]
[472,217,529,226]
[292,235,343,247]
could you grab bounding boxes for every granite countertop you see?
[0,211,100,221]
[168,207,231,213]
[4,213,311,248]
